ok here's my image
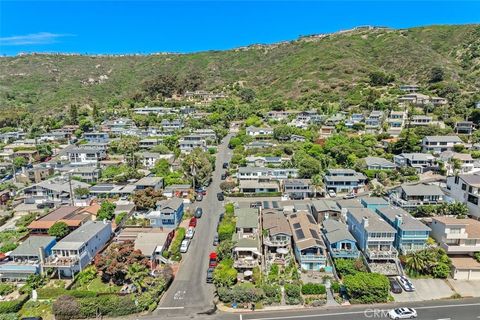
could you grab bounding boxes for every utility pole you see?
[68,173,74,206]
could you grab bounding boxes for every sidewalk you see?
[217,303,305,313]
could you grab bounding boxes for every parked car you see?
[180,239,190,253]
[222,162,229,169]
[388,308,417,319]
[37,201,55,209]
[186,227,195,239]
[250,201,261,208]
[213,235,219,246]
[389,277,403,294]
[189,217,197,228]
[195,188,207,195]
[343,192,356,199]
[195,193,203,201]
[209,252,218,267]
[397,276,415,292]
[328,190,337,198]
[194,207,203,218]
[220,173,227,180]
[217,192,224,201]
[206,267,215,283]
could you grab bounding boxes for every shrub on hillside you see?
[301,283,326,295]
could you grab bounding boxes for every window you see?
[465,239,476,246]
[462,184,467,191]
[467,194,478,205]
[449,228,461,234]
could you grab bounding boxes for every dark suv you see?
[206,267,215,283]
[389,277,403,294]
[194,207,203,218]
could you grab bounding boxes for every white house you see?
[446,174,480,218]
[421,135,463,153]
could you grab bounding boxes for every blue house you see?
[376,206,431,254]
[83,132,109,144]
[361,197,389,211]
[146,197,184,228]
[0,236,57,281]
[322,219,359,259]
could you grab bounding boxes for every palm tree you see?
[311,174,324,197]
[449,202,469,217]
[405,249,436,275]
[126,263,149,292]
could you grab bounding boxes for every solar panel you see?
[293,223,301,229]
[307,215,317,224]
[295,229,305,240]
[310,229,320,239]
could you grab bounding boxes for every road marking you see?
[173,290,186,300]
[246,302,480,320]
[240,315,243,320]
[436,318,450,320]
[156,307,185,310]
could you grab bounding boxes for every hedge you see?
[168,227,186,261]
[227,192,282,198]
[37,287,97,300]
[217,283,265,304]
[301,283,326,295]
[0,295,29,314]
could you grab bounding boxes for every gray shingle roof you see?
[52,221,111,251]
[423,135,462,143]
[401,184,444,196]
[323,220,356,244]
[376,207,431,232]
[11,236,56,257]
[347,208,396,233]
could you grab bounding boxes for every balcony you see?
[43,255,80,268]
[441,243,480,254]
[399,244,427,255]
[299,254,327,263]
[263,238,290,247]
[233,257,259,269]
[366,248,398,260]
[329,248,360,259]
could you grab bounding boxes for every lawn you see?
[19,301,54,320]
[75,277,121,293]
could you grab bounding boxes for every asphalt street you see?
[155,133,234,317]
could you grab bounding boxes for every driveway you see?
[155,133,234,317]
[393,278,455,302]
[448,279,480,297]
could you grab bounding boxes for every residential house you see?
[89,184,136,198]
[24,178,90,204]
[346,207,397,261]
[282,179,314,199]
[246,126,274,138]
[43,221,112,278]
[192,129,217,142]
[133,107,176,115]
[410,115,433,126]
[446,174,480,218]
[360,197,389,211]
[239,180,280,194]
[398,93,431,106]
[245,156,285,167]
[139,138,162,150]
[163,184,191,198]
[146,197,184,228]
[365,110,384,132]
[28,206,91,234]
[0,236,57,281]
[393,153,436,173]
[67,147,107,164]
[376,206,431,254]
[101,118,137,135]
[262,209,292,267]
[387,111,406,136]
[364,157,396,171]
[290,134,306,142]
[430,217,480,280]
[71,166,101,183]
[323,169,367,194]
[134,231,174,264]
[160,119,184,132]
[421,135,463,153]
[439,151,475,174]
[134,177,164,191]
[179,137,207,154]
[391,184,445,211]
[322,219,359,259]
[83,132,109,144]
[232,208,262,274]
[237,166,298,180]
[266,110,294,121]
[17,167,54,184]
[288,211,327,271]
[319,125,335,138]
[137,152,174,169]
[455,121,475,135]
[310,199,342,223]
[399,84,420,93]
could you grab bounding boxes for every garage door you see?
[455,269,480,280]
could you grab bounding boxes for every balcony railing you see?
[399,244,427,255]
[263,238,290,247]
[43,256,79,267]
[233,257,259,269]
[330,248,360,259]
[299,254,327,263]
[366,248,398,260]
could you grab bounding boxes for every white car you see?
[397,276,415,292]
[343,192,356,199]
[185,227,195,239]
[328,190,337,198]
[180,239,190,253]
[388,307,417,319]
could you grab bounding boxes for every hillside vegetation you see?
[0,25,479,124]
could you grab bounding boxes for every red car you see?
[209,252,218,267]
[189,217,197,228]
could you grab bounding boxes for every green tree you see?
[116,136,140,167]
[368,71,394,86]
[126,262,150,291]
[48,221,70,239]
[182,148,213,188]
[13,156,28,168]
[213,259,238,287]
[238,88,256,103]
[343,272,389,304]
[69,104,79,125]
[151,159,171,176]
[429,66,444,83]
[97,202,116,221]
[74,187,90,198]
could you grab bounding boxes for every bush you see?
[37,288,97,299]
[52,295,80,320]
[331,281,341,293]
[77,294,139,318]
[261,284,281,304]
[432,263,450,278]
[335,258,366,278]
[0,284,14,296]
[344,272,389,304]
[284,283,302,305]
[168,227,186,261]
[0,295,29,314]
[301,283,326,295]
[217,283,264,304]
[213,259,237,287]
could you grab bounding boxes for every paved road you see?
[155,133,234,317]
[144,297,480,320]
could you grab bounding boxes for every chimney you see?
[362,217,369,228]
[38,246,46,275]
[395,215,403,228]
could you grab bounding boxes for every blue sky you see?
[1,1,479,56]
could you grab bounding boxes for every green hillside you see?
[0,24,479,124]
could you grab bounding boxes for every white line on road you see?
[436,318,450,320]
[240,315,243,320]
[156,307,185,310]
[246,302,480,320]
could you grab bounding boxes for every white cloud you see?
[0,32,72,46]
